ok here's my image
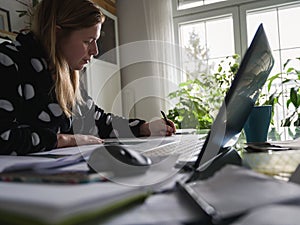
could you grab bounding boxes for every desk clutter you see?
[2,139,300,225]
[0,147,105,184]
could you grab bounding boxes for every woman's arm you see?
[77,87,175,139]
[76,87,147,139]
[56,133,103,148]
[139,119,176,136]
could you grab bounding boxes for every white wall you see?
[0,0,30,32]
[85,59,123,116]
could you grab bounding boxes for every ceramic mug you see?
[243,105,272,143]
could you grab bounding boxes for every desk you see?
[1,133,299,225]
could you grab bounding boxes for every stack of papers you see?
[180,165,300,222]
[0,146,100,184]
[0,145,100,173]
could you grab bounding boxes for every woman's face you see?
[58,23,102,70]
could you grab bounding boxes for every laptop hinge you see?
[185,148,242,183]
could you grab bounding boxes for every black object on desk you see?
[88,145,152,177]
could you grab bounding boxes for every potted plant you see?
[167,54,239,131]
[262,57,300,139]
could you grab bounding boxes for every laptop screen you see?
[194,24,274,168]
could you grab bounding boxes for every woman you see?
[0,0,175,155]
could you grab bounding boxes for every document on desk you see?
[0,145,102,183]
[0,181,150,225]
[31,144,101,156]
[0,155,56,173]
[181,165,300,222]
[1,149,93,172]
[246,137,300,152]
[0,144,101,172]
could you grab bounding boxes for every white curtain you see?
[143,0,174,42]
[142,0,180,110]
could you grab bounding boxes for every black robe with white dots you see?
[0,32,145,155]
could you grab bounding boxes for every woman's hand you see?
[56,134,104,148]
[139,119,176,137]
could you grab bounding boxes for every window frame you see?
[239,0,300,53]
[173,0,300,57]
[173,6,242,57]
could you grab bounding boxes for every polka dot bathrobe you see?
[0,32,145,155]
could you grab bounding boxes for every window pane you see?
[206,16,234,58]
[279,5,300,49]
[247,3,300,66]
[179,15,234,76]
[179,22,206,56]
[178,0,203,10]
[247,9,279,50]
[179,22,208,75]
[178,0,227,10]
[281,48,300,69]
[204,0,226,4]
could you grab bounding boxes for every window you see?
[178,0,227,10]
[173,0,300,138]
[178,15,234,76]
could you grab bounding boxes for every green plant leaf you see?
[283,59,291,69]
[267,73,280,91]
[290,88,298,108]
[294,117,300,127]
[282,117,291,127]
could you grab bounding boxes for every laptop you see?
[173,23,274,181]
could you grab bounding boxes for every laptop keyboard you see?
[142,137,205,162]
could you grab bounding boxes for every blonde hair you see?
[31,0,105,117]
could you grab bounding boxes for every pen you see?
[161,110,172,126]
